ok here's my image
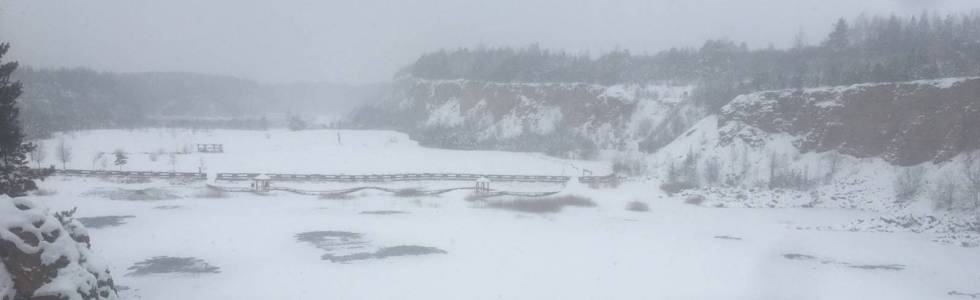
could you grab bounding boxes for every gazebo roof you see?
[476,177,491,183]
[253,174,271,180]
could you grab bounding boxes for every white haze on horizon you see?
[1,0,977,84]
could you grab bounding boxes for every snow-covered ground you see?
[36,129,608,175]
[18,129,980,300]
[24,177,980,300]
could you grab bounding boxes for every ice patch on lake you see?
[295,231,445,263]
[126,257,220,276]
[77,216,134,229]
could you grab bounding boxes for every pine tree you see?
[112,149,127,170]
[0,42,42,196]
[825,18,850,52]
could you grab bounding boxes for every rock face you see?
[0,197,119,300]
[350,76,694,158]
[720,77,980,166]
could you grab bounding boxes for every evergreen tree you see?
[0,42,42,196]
[112,149,127,170]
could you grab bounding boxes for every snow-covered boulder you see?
[0,196,118,300]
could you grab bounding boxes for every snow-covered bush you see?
[0,197,119,299]
[625,201,650,212]
[612,153,648,177]
[195,188,226,199]
[894,166,925,202]
[930,175,960,210]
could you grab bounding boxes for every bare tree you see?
[703,157,721,186]
[29,140,46,168]
[92,152,105,170]
[931,174,959,210]
[56,137,72,170]
[824,152,843,184]
[895,166,925,202]
[963,152,980,210]
[168,153,177,173]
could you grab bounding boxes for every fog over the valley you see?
[2,0,978,84]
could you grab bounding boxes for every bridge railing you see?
[47,169,206,180]
[215,172,615,184]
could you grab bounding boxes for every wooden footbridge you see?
[44,168,618,198]
[213,172,616,184]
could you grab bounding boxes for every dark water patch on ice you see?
[374,245,446,258]
[296,231,445,263]
[782,253,817,260]
[783,253,905,271]
[295,231,367,252]
[359,210,408,215]
[153,205,182,210]
[85,188,181,201]
[714,235,742,241]
[126,256,220,276]
[948,290,980,298]
[849,264,905,271]
[323,245,447,263]
[484,195,595,214]
[78,215,134,229]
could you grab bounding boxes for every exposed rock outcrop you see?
[351,76,695,158]
[720,77,980,166]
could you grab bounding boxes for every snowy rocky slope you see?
[350,76,698,158]
[720,77,980,166]
[645,77,980,247]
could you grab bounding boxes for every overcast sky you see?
[2,0,978,84]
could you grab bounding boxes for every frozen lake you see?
[22,129,980,300]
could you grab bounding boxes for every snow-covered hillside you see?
[640,78,980,247]
[351,76,697,158]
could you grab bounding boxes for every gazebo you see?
[474,177,491,194]
[252,174,272,192]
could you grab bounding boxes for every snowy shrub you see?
[963,153,980,210]
[661,160,700,195]
[660,181,697,196]
[684,194,705,205]
[894,166,925,202]
[703,157,722,186]
[287,115,309,131]
[612,154,648,177]
[769,168,818,191]
[485,195,595,213]
[587,176,621,189]
[930,175,960,210]
[626,201,650,212]
[195,188,226,199]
